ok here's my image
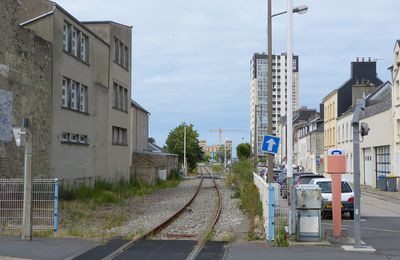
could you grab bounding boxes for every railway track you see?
[96,165,222,260]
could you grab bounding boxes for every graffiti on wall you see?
[0,89,13,142]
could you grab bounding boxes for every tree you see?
[236,143,251,161]
[165,123,204,171]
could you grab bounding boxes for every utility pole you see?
[287,0,295,235]
[267,0,274,183]
[22,117,32,240]
[253,104,258,168]
[224,139,227,172]
[352,100,365,248]
[183,123,187,176]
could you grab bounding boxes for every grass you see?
[274,226,289,247]
[58,173,182,239]
[227,159,265,240]
[60,176,180,206]
[101,211,128,230]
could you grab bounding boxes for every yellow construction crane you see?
[209,128,245,146]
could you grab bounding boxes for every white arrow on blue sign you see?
[261,135,280,155]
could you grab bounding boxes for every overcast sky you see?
[58,0,400,151]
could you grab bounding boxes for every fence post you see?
[54,178,59,235]
[268,185,275,241]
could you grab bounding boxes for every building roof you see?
[131,100,150,115]
[321,88,338,102]
[20,2,131,47]
[81,21,133,28]
[362,81,392,119]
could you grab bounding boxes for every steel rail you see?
[185,165,222,260]
[101,172,204,260]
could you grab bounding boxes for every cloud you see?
[57,0,400,149]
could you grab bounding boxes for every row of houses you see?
[277,51,400,188]
[0,0,178,184]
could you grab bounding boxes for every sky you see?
[57,0,400,152]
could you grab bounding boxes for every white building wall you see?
[337,113,354,183]
[360,109,393,187]
[392,43,400,180]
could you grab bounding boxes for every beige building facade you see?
[322,90,338,153]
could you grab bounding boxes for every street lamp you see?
[266,1,308,183]
[183,122,187,176]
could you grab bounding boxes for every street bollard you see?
[327,152,346,237]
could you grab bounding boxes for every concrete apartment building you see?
[250,53,299,157]
[0,0,133,182]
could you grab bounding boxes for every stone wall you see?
[0,0,52,177]
[131,152,179,185]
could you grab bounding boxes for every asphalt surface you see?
[0,235,95,260]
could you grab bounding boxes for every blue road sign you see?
[261,135,280,155]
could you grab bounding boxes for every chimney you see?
[356,57,359,62]
[362,57,365,62]
[368,57,371,62]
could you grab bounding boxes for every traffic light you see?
[360,122,370,137]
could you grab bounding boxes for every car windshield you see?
[316,181,353,193]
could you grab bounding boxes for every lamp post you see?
[266,1,308,183]
[183,122,187,176]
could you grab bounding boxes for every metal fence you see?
[254,173,289,241]
[275,182,289,237]
[0,178,58,231]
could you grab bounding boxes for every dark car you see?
[280,172,325,199]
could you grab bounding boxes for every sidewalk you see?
[0,235,95,260]
[361,185,400,201]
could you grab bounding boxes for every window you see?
[112,126,127,145]
[61,132,69,142]
[62,77,69,107]
[79,32,88,62]
[375,145,390,178]
[70,133,78,143]
[62,76,88,114]
[114,37,129,70]
[63,23,69,51]
[61,131,88,145]
[71,81,78,110]
[78,134,87,144]
[71,27,78,56]
[63,22,89,63]
[119,41,124,67]
[114,38,119,61]
[125,46,129,68]
[79,85,87,112]
[112,82,128,112]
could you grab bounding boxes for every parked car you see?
[309,178,354,219]
[280,172,325,199]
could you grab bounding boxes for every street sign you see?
[328,149,344,155]
[261,135,280,155]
